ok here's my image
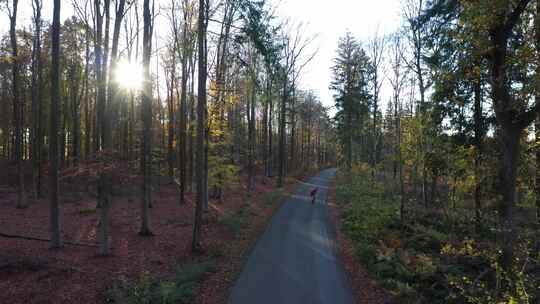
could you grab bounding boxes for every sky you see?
[271,0,403,110]
[1,0,404,112]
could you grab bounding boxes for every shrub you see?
[105,259,217,304]
[219,206,251,237]
[264,189,283,206]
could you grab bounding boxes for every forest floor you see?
[0,161,309,304]
[327,179,393,304]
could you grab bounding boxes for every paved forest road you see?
[229,168,354,304]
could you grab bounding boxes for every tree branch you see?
[505,0,532,32]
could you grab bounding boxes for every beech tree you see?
[276,23,316,187]
[31,0,43,198]
[192,0,207,252]
[106,0,128,149]
[50,0,62,249]
[139,0,154,237]
[367,32,386,172]
[387,33,407,221]
[6,0,27,209]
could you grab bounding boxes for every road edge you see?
[195,172,315,304]
[327,176,394,304]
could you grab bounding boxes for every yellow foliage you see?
[228,94,240,106]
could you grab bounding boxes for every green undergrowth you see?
[221,186,290,237]
[264,189,284,206]
[105,259,217,304]
[219,205,252,237]
[336,165,540,304]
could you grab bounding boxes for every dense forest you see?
[332,0,540,303]
[1,0,540,303]
[0,0,334,302]
[0,0,332,247]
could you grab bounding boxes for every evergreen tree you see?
[330,32,372,169]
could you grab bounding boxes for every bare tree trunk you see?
[168,50,176,180]
[188,54,196,192]
[488,7,532,270]
[177,7,189,203]
[50,0,62,248]
[139,0,153,236]
[101,0,111,149]
[210,1,233,200]
[302,119,306,169]
[107,0,127,150]
[129,92,135,161]
[98,171,111,255]
[84,24,91,160]
[203,115,209,210]
[498,125,521,270]
[369,33,385,175]
[289,85,296,173]
[31,0,43,198]
[60,99,66,167]
[346,110,352,170]
[9,0,27,209]
[372,76,378,176]
[262,76,269,178]
[277,76,287,188]
[193,0,207,252]
[535,0,540,224]
[474,75,483,232]
[393,80,405,222]
[398,116,404,223]
[70,65,81,167]
[405,0,428,207]
[267,81,273,177]
[126,1,140,163]
[247,71,256,194]
[94,0,104,152]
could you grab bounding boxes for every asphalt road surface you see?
[229,168,354,304]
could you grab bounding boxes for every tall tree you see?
[193,0,207,252]
[50,0,62,248]
[403,0,431,206]
[101,0,111,148]
[139,0,154,236]
[455,0,537,270]
[31,0,43,198]
[63,18,85,167]
[535,0,540,224]
[7,0,27,209]
[73,0,93,161]
[247,52,257,194]
[277,23,315,187]
[368,32,386,173]
[170,0,193,204]
[388,33,407,221]
[94,0,104,152]
[330,32,372,171]
[83,8,91,161]
[166,45,176,180]
[106,0,127,149]
[176,0,193,205]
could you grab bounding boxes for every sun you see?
[115,60,143,90]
